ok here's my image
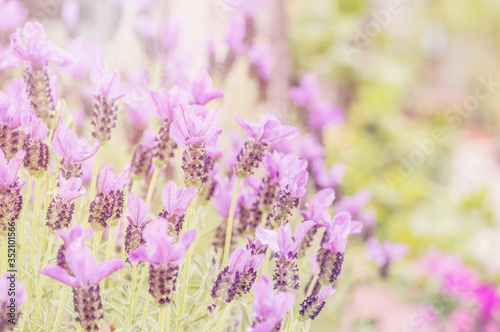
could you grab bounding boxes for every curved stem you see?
[214,301,233,332]
[222,177,242,267]
[140,292,150,330]
[285,308,293,332]
[47,281,59,328]
[52,285,67,332]
[133,264,149,311]
[19,175,33,271]
[146,167,160,208]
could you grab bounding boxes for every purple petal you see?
[91,259,124,285]
[128,192,148,226]
[40,265,80,287]
[316,285,336,303]
[255,226,279,253]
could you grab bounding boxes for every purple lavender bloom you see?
[151,85,190,122]
[129,219,196,305]
[333,189,371,220]
[88,167,130,230]
[53,224,93,273]
[245,274,296,332]
[256,221,314,292]
[41,235,124,332]
[0,0,27,33]
[308,101,344,130]
[21,113,49,177]
[366,237,408,277]
[159,181,197,236]
[298,285,336,321]
[172,103,221,187]
[234,112,298,178]
[288,72,322,110]
[0,272,26,328]
[125,192,151,255]
[0,148,25,229]
[311,160,345,190]
[190,69,224,105]
[52,121,101,179]
[211,247,265,306]
[130,125,156,179]
[46,172,85,230]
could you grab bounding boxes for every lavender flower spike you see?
[159,181,197,236]
[21,113,49,177]
[46,172,85,230]
[366,237,408,277]
[41,237,124,331]
[53,224,94,273]
[256,221,314,292]
[129,219,196,305]
[0,149,26,231]
[88,167,130,230]
[234,112,298,178]
[245,274,296,332]
[125,192,151,255]
[298,285,336,321]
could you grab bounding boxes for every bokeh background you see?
[2,0,500,331]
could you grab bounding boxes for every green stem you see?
[32,233,55,330]
[128,263,138,330]
[19,175,33,271]
[304,319,311,332]
[89,146,101,200]
[100,226,115,296]
[260,248,272,277]
[52,285,67,332]
[166,305,171,331]
[222,177,242,267]
[47,281,59,328]
[30,179,42,260]
[214,301,233,332]
[132,264,149,311]
[285,308,293,332]
[146,166,160,208]
[159,306,166,331]
[140,292,150,330]
[201,307,219,332]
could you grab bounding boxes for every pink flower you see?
[160,181,197,217]
[248,44,275,83]
[0,0,28,32]
[311,160,345,189]
[58,172,85,203]
[151,85,190,121]
[97,167,130,195]
[90,58,124,100]
[0,149,25,189]
[256,221,315,258]
[65,38,103,79]
[0,273,26,309]
[365,237,408,267]
[41,237,124,287]
[189,69,224,105]
[172,103,220,146]
[473,285,500,323]
[289,72,322,109]
[52,121,101,166]
[0,78,31,129]
[321,211,363,253]
[61,0,79,32]
[246,274,296,332]
[129,218,196,266]
[235,112,298,144]
[9,21,72,67]
[261,151,300,185]
[300,188,336,223]
[21,113,48,141]
[214,176,237,218]
[235,0,270,17]
[127,192,151,227]
[54,224,93,247]
[279,158,308,198]
[334,189,371,220]
[308,101,344,130]
[225,15,248,55]
[273,133,325,162]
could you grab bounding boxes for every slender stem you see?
[32,233,55,329]
[89,146,101,200]
[201,307,219,332]
[128,263,138,330]
[19,175,33,271]
[166,305,171,331]
[304,319,311,332]
[133,264,149,311]
[92,230,101,257]
[260,211,268,227]
[52,285,67,332]
[159,306,166,331]
[100,226,115,296]
[222,177,242,267]
[140,292,150,330]
[285,308,293,332]
[146,166,160,208]
[47,281,59,328]
[40,226,48,258]
[30,179,42,260]
[260,248,272,277]
[214,301,233,332]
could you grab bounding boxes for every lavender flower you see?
[9,21,71,122]
[172,103,220,187]
[211,247,264,307]
[125,192,151,255]
[289,72,322,110]
[90,58,124,143]
[0,273,26,330]
[233,113,298,178]
[298,285,336,321]
[366,237,408,277]
[130,125,156,180]
[46,172,85,230]
[0,149,25,231]
[51,121,100,179]
[21,113,48,177]
[189,69,224,105]
[41,236,124,331]
[159,181,197,236]
[129,219,196,306]
[256,221,314,292]
[53,224,93,273]
[88,167,130,231]
[245,274,295,332]
[151,85,189,169]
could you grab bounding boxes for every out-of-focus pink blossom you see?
[90,58,123,100]
[61,0,79,32]
[235,112,298,144]
[289,72,322,109]
[334,189,371,219]
[151,85,190,121]
[308,101,344,130]
[366,237,408,267]
[189,69,224,105]
[248,44,275,83]
[321,211,363,254]
[300,188,336,223]
[0,0,27,32]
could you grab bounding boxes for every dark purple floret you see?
[298,292,326,321]
[73,284,104,331]
[148,264,179,306]
[46,197,75,230]
[233,139,268,179]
